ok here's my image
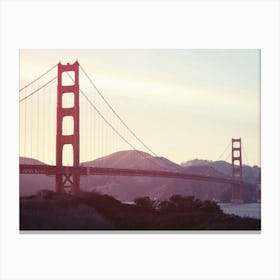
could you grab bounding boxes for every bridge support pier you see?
[231,138,243,203]
[56,61,80,194]
[231,183,243,204]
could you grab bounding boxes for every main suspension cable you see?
[19,64,57,92]
[80,88,167,170]
[225,151,231,163]
[65,71,167,170]
[217,141,231,161]
[79,64,158,157]
[19,76,57,103]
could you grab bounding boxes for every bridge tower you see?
[231,138,243,203]
[56,61,80,194]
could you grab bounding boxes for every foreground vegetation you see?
[20,191,261,230]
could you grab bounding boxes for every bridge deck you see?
[19,164,241,185]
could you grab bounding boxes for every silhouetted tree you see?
[134,196,154,209]
[200,200,222,213]
[169,195,196,212]
[158,200,176,214]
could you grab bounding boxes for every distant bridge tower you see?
[231,138,243,203]
[56,61,80,194]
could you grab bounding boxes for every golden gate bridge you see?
[19,61,245,203]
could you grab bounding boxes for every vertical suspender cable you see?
[242,142,250,167]
[30,85,33,163]
[48,81,51,164]
[24,96,27,163]
[36,82,39,161]
[42,85,45,163]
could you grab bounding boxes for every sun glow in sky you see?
[19,49,260,166]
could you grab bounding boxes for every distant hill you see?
[181,159,261,185]
[82,150,181,171]
[20,151,260,202]
[20,157,46,165]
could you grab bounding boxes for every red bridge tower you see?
[56,61,80,194]
[231,138,243,203]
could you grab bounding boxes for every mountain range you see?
[20,150,261,202]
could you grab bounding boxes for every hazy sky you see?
[19,49,260,166]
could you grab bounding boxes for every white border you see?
[1,1,279,280]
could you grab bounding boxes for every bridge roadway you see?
[19,164,241,185]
